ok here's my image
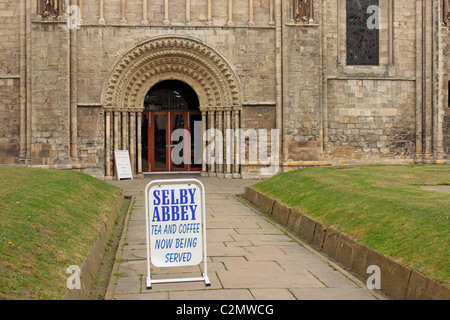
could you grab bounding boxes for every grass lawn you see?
[0,168,122,300]
[251,165,450,287]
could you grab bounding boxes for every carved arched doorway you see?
[101,35,243,179]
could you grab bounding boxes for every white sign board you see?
[114,150,133,180]
[145,179,210,289]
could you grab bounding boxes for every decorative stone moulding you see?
[101,35,243,112]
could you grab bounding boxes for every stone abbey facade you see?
[0,0,449,179]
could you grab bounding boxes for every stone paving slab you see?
[105,174,382,300]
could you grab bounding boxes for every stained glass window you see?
[346,0,379,66]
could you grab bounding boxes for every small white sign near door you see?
[114,150,133,180]
[145,179,210,289]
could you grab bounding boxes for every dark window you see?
[144,80,199,112]
[346,0,379,66]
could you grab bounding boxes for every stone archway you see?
[101,35,243,179]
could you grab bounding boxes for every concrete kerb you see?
[64,191,125,300]
[244,186,450,300]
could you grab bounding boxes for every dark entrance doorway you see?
[141,80,202,172]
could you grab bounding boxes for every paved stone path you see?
[421,185,450,194]
[105,174,381,300]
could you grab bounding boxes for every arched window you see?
[346,0,379,66]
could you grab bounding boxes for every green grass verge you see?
[251,165,450,286]
[0,168,122,300]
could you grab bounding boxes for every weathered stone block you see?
[271,201,291,226]
[286,208,303,236]
[336,234,359,270]
[311,221,327,250]
[258,193,275,215]
[244,187,257,204]
[351,244,411,300]
[322,227,341,261]
[248,189,274,215]
[298,215,316,244]
[405,271,450,300]
[285,140,321,161]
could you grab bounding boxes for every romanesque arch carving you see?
[102,35,244,179]
[101,35,242,110]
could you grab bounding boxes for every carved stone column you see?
[114,111,120,152]
[98,0,105,24]
[137,112,143,174]
[129,112,136,175]
[77,0,83,21]
[269,0,274,25]
[19,0,26,162]
[163,0,170,25]
[209,109,216,177]
[249,0,254,26]
[105,110,112,179]
[142,0,149,24]
[120,0,127,25]
[233,107,241,178]
[415,0,423,161]
[186,0,192,25]
[201,110,208,176]
[122,111,128,151]
[227,0,234,26]
[70,12,78,158]
[217,108,224,177]
[207,0,212,25]
[225,110,233,178]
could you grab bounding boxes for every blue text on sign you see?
[152,188,198,222]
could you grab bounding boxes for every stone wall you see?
[280,0,424,166]
[77,106,105,178]
[282,23,322,162]
[322,0,418,164]
[326,79,416,161]
[0,0,20,75]
[30,23,71,166]
[0,78,20,164]
[0,0,20,164]
[241,104,277,178]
